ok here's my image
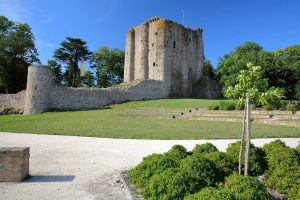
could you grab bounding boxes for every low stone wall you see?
[0,147,30,182]
[0,90,26,109]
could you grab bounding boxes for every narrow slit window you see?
[153,62,156,66]
[173,41,176,48]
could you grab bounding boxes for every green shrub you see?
[263,104,274,111]
[142,168,200,200]
[180,155,218,187]
[226,141,267,176]
[129,153,178,188]
[264,145,299,171]
[219,101,236,110]
[296,143,300,155]
[265,166,300,200]
[224,173,274,200]
[165,145,188,162]
[279,103,287,111]
[208,103,219,110]
[235,101,245,110]
[184,187,236,200]
[286,103,296,111]
[262,139,287,155]
[192,143,218,156]
[203,151,235,181]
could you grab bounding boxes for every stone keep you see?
[124,17,205,97]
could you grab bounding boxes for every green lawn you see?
[0,99,299,139]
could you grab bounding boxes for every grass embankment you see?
[0,99,299,139]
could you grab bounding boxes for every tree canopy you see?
[0,16,39,93]
[91,46,124,88]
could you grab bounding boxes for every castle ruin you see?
[0,17,220,115]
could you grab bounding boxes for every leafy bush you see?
[286,102,296,111]
[129,153,178,188]
[264,144,299,171]
[192,143,218,156]
[142,168,200,200]
[226,141,267,176]
[224,173,274,200]
[179,155,218,187]
[263,104,274,111]
[296,143,300,155]
[203,151,235,181]
[265,166,300,200]
[235,101,245,110]
[219,101,236,110]
[184,187,236,200]
[164,145,188,162]
[262,139,287,155]
[208,103,219,110]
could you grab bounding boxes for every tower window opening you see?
[153,62,156,66]
[173,41,176,48]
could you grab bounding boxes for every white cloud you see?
[0,0,31,22]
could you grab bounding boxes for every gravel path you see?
[0,132,299,200]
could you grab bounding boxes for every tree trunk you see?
[239,103,247,175]
[244,98,251,176]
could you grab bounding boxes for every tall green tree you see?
[203,59,215,79]
[225,62,285,176]
[80,70,95,87]
[48,60,63,83]
[91,46,124,88]
[0,16,39,93]
[53,37,91,87]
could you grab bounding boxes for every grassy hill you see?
[0,98,299,139]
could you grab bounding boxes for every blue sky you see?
[0,0,300,68]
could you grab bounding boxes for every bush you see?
[265,166,300,200]
[226,141,267,176]
[264,144,299,171]
[224,173,274,200]
[142,168,200,200]
[286,102,296,111]
[192,143,218,156]
[296,143,300,155]
[219,101,236,110]
[208,103,219,110]
[184,187,236,200]
[262,139,287,155]
[263,104,274,111]
[235,101,245,110]
[180,155,218,187]
[129,153,178,188]
[164,145,188,162]
[203,151,235,181]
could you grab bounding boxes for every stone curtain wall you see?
[22,65,168,115]
[192,76,222,99]
[0,90,26,109]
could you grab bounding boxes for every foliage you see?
[224,173,274,200]
[262,139,287,155]
[225,62,285,106]
[297,143,300,155]
[265,166,300,200]
[179,155,218,187]
[208,103,219,110]
[164,145,188,162]
[217,42,300,100]
[80,70,95,87]
[192,143,218,156]
[91,46,124,88]
[129,153,177,188]
[0,16,39,93]
[142,168,200,200]
[203,151,235,181]
[53,37,91,87]
[219,101,236,110]
[48,60,63,83]
[286,102,296,111]
[226,141,267,176]
[184,187,236,200]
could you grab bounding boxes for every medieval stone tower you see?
[124,16,205,97]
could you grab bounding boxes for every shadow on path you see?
[25,175,75,182]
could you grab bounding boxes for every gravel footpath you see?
[0,132,299,200]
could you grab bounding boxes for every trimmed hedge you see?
[192,143,218,156]
[224,173,274,200]
[129,153,178,188]
[184,187,236,200]
[226,141,267,176]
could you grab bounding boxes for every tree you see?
[0,16,39,93]
[53,37,91,87]
[48,60,63,83]
[203,59,215,79]
[225,63,285,176]
[91,46,124,88]
[80,70,95,87]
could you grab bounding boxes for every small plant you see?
[263,104,274,111]
[129,153,178,188]
[164,144,188,162]
[235,101,245,110]
[208,103,219,110]
[219,101,236,110]
[286,102,296,111]
[224,173,274,200]
[184,187,236,200]
[192,143,218,156]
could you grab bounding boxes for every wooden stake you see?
[244,97,251,176]
[239,103,247,175]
